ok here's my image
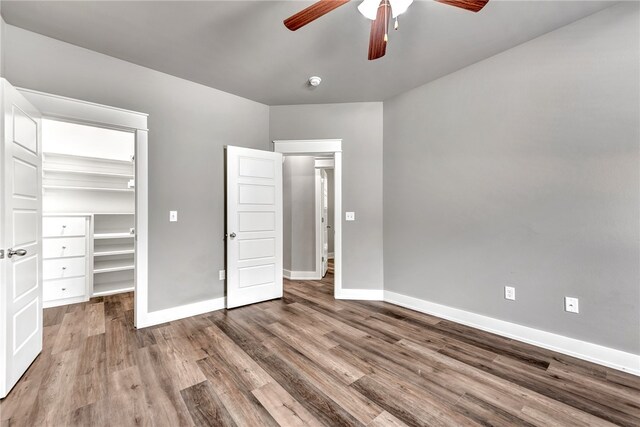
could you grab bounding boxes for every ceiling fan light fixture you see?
[358,0,414,20]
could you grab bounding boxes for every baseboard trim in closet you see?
[138,296,226,328]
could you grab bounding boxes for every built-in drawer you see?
[43,277,86,301]
[43,237,86,259]
[43,257,86,280]
[43,217,86,237]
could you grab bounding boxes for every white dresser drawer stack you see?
[42,216,90,308]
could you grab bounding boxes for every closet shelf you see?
[94,212,135,216]
[43,152,134,165]
[43,185,134,193]
[94,246,135,257]
[94,232,135,240]
[43,168,134,179]
[94,259,135,274]
[92,281,134,297]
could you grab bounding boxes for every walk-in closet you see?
[42,119,135,307]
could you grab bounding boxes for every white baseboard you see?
[283,269,320,280]
[137,297,225,328]
[383,291,640,376]
[336,288,384,300]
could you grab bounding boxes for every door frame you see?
[273,139,344,299]
[15,88,150,328]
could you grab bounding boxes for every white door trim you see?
[16,88,151,329]
[273,139,344,299]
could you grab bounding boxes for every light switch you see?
[345,212,355,221]
[169,210,178,222]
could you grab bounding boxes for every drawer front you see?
[43,237,86,259]
[44,277,86,301]
[43,217,86,237]
[43,257,86,280]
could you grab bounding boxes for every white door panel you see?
[321,169,329,276]
[226,146,282,309]
[1,79,43,398]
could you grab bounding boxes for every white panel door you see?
[226,146,282,309]
[321,169,329,277]
[0,79,43,398]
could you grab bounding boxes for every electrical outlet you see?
[345,212,355,221]
[169,210,178,222]
[565,297,579,314]
[505,286,516,301]
[219,270,226,280]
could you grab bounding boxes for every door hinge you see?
[322,256,324,262]
[0,249,4,259]
[321,218,325,223]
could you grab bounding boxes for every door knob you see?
[229,232,237,239]
[7,248,27,258]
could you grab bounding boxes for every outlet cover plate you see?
[505,286,516,301]
[565,297,579,313]
[219,270,226,280]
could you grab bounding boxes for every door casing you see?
[273,139,345,299]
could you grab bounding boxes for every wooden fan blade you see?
[368,0,390,60]
[284,0,350,31]
[434,0,489,13]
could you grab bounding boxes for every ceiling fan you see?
[284,0,489,60]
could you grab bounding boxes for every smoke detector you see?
[308,76,322,87]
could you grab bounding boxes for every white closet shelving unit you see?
[92,213,135,296]
[42,121,136,306]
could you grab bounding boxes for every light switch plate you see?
[346,212,355,221]
[565,297,579,313]
[219,270,226,280]
[169,210,178,222]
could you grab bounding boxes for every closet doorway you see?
[17,88,150,328]
[274,139,345,298]
[42,119,136,306]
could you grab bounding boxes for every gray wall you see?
[5,25,270,312]
[383,3,640,354]
[283,156,316,272]
[270,103,384,290]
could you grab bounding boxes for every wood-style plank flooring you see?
[1,273,639,426]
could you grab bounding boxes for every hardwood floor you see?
[1,273,639,426]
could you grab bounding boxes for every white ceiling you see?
[1,1,615,105]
